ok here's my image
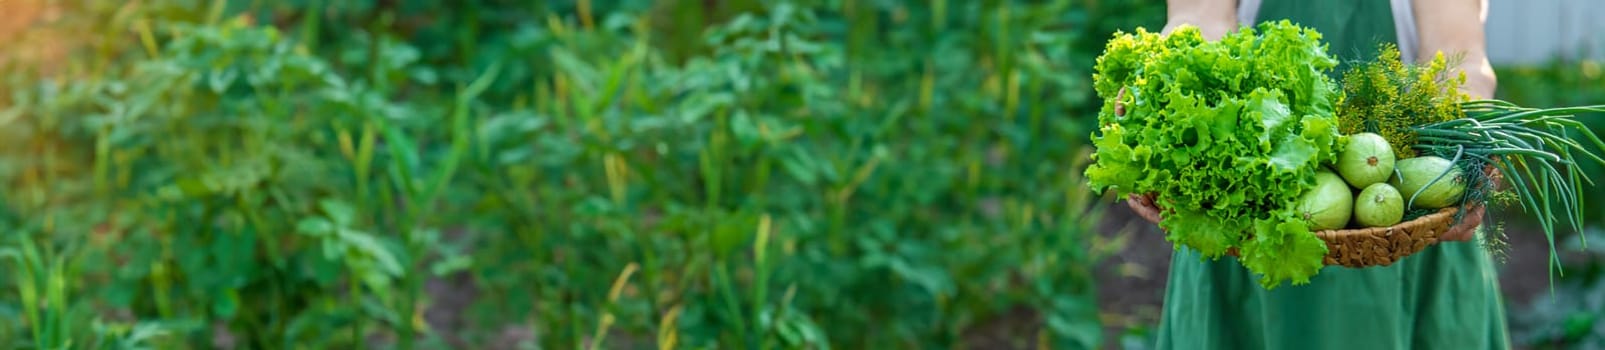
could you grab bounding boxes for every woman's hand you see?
[1128,194,1163,224]
[1163,0,1238,41]
[1439,206,1485,241]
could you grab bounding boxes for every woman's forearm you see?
[1452,53,1497,100]
[1414,0,1498,99]
[1164,0,1238,40]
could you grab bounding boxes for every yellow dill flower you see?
[1335,44,1470,158]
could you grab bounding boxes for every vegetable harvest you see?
[1089,21,1605,289]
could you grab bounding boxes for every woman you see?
[1140,0,1508,349]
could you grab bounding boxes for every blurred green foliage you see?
[0,0,1164,348]
[1497,60,1605,350]
[1511,228,1605,350]
[1495,61,1605,229]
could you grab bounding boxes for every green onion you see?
[1412,101,1605,284]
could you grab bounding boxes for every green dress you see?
[1152,1,1513,349]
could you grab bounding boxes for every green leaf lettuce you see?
[1086,21,1342,289]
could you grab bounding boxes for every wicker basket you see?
[1106,88,1501,267]
[1126,194,1472,268]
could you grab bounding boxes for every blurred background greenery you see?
[0,1,1600,349]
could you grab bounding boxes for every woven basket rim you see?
[1125,192,1473,267]
[1314,206,1461,238]
[1127,193,1467,234]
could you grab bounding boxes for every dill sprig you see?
[1337,44,1469,158]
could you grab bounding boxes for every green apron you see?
[1152,1,1513,349]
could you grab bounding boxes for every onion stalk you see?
[1410,101,1605,284]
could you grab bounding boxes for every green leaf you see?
[1268,132,1318,172]
[338,229,403,278]
[212,289,240,318]
[1238,212,1327,288]
[731,110,761,147]
[318,199,356,225]
[208,68,237,93]
[1046,297,1103,350]
[1159,208,1244,257]
[782,148,819,185]
[1251,91,1294,137]
[382,122,422,195]
[888,259,954,297]
[295,218,334,236]
[430,253,472,276]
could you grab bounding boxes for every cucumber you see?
[1296,170,1354,230]
[1336,133,1396,189]
[1354,183,1404,227]
[1389,156,1465,209]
